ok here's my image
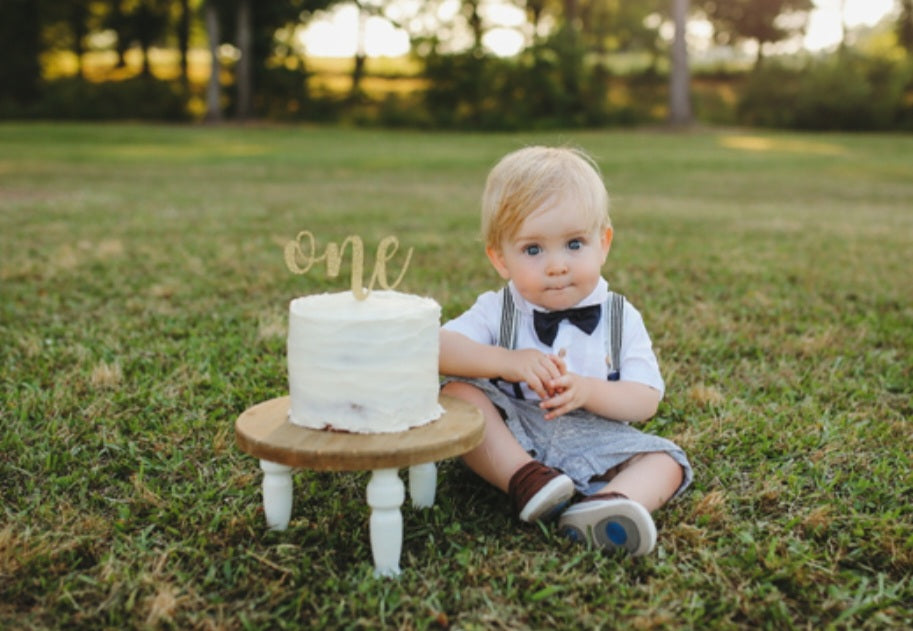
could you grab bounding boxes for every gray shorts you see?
[446,378,693,497]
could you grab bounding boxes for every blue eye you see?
[524,244,541,256]
[568,239,582,250]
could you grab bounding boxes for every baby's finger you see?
[545,358,564,382]
[548,374,571,393]
[542,404,565,420]
[532,359,560,387]
[526,375,549,400]
[539,392,567,420]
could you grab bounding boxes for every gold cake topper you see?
[284,230,414,300]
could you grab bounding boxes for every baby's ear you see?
[601,227,614,257]
[486,246,511,280]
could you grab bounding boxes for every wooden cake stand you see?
[235,394,484,576]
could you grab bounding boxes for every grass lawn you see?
[1,123,911,629]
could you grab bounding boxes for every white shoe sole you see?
[558,498,657,556]
[518,474,575,523]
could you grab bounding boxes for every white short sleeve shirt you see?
[442,278,665,401]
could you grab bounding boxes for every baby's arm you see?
[439,329,563,399]
[539,369,661,423]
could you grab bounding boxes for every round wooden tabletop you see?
[235,394,484,471]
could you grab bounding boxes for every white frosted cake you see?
[287,290,444,433]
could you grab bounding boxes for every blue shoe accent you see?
[562,526,584,543]
[558,498,657,556]
[605,521,627,546]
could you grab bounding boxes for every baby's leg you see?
[594,452,684,512]
[442,381,531,492]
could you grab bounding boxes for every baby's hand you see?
[543,349,568,397]
[503,349,564,399]
[550,348,568,376]
[540,372,593,420]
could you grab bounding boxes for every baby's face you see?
[487,200,612,311]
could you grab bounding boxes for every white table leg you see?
[408,462,437,508]
[367,468,404,577]
[260,459,293,531]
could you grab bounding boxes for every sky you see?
[298,0,898,58]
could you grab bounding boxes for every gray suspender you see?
[605,291,624,381]
[498,286,519,351]
[496,288,525,398]
[498,286,624,382]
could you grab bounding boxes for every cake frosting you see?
[287,290,444,433]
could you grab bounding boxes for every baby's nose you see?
[546,254,568,274]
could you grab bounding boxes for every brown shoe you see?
[508,461,575,523]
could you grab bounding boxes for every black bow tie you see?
[532,304,601,346]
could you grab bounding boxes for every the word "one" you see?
[284,230,414,300]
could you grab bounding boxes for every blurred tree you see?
[35,0,100,79]
[836,0,848,53]
[523,0,542,39]
[203,0,339,120]
[541,1,668,120]
[247,0,339,116]
[0,0,42,105]
[350,0,368,99]
[101,0,191,80]
[563,0,579,26]
[32,0,118,80]
[204,0,224,121]
[236,0,252,118]
[462,0,485,51]
[669,0,692,126]
[66,1,92,78]
[177,0,191,86]
[700,0,814,68]
[515,0,664,54]
[125,0,172,77]
[104,1,131,68]
[899,0,913,55]
[418,0,665,128]
[584,0,665,55]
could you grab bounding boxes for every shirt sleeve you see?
[441,290,500,346]
[619,301,665,397]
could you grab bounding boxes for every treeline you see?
[2,0,913,131]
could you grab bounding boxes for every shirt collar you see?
[508,278,608,315]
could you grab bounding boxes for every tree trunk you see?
[70,6,88,79]
[464,0,484,51]
[178,0,191,88]
[235,0,253,120]
[110,2,128,68]
[115,41,128,69]
[351,2,367,99]
[141,44,152,77]
[205,2,222,122]
[901,0,913,54]
[563,0,578,26]
[669,0,692,126]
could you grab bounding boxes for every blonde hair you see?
[481,146,611,249]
